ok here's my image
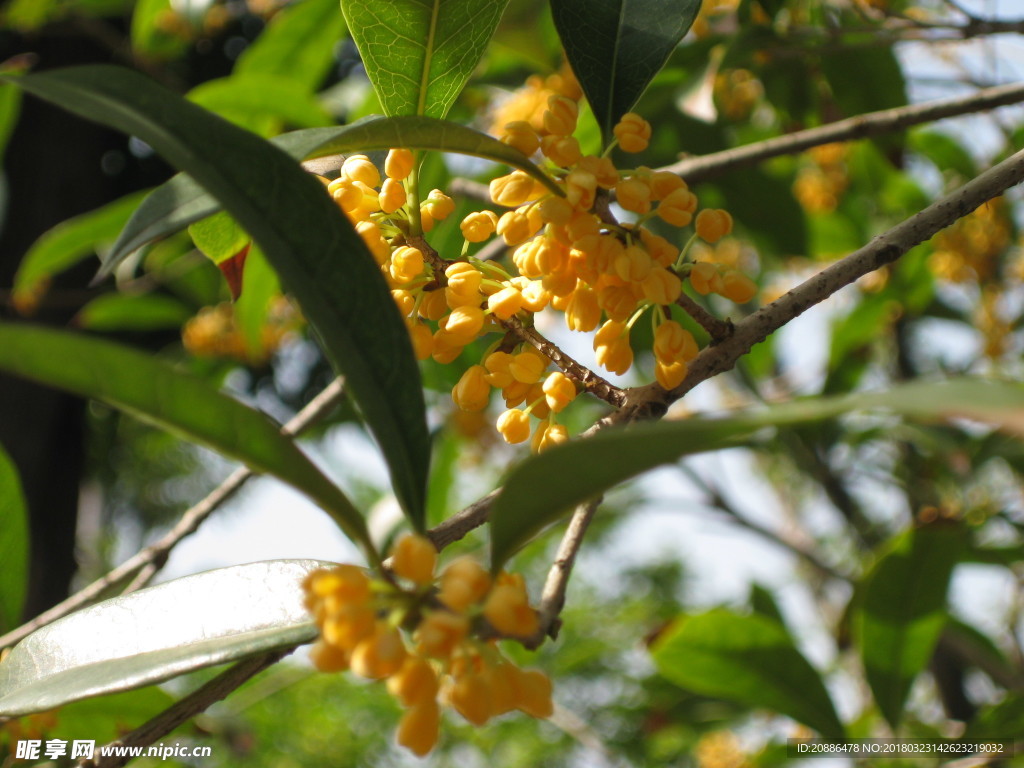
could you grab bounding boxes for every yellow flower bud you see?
[378,177,407,214]
[487,285,525,320]
[342,154,381,188]
[406,319,433,360]
[460,210,499,242]
[594,320,633,375]
[532,421,568,453]
[540,134,582,167]
[543,94,578,136]
[721,269,757,303]
[613,112,652,153]
[483,350,516,388]
[483,581,539,637]
[387,656,439,708]
[385,148,415,181]
[389,245,425,284]
[577,154,619,188]
[450,669,493,726]
[657,187,698,227]
[443,305,485,343]
[423,189,455,220]
[396,699,440,756]
[542,371,576,413]
[615,177,652,214]
[564,284,601,332]
[452,364,491,412]
[350,621,408,680]
[390,532,437,584]
[509,350,547,384]
[650,171,686,200]
[438,556,492,612]
[497,210,534,245]
[641,267,683,305]
[490,171,541,207]
[654,320,699,363]
[695,208,733,243]
[414,611,469,659]
[501,120,541,156]
[308,639,350,672]
[614,244,653,283]
[655,358,688,390]
[515,668,554,719]
[496,408,531,444]
[689,262,723,295]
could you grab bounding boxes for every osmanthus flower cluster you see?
[302,534,553,757]
[320,74,758,451]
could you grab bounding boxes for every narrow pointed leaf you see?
[102,115,558,276]
[652,610,845,739]
[0,560,328,716]
[490,378,1024,567]
[75,293,193,332]
[550,0,702,143]
[4,65,430,526]
[855,523,964,730]
[0,443,29,634]
[0,324,371,550]
[13,191,147,312]
[341,0,509,118]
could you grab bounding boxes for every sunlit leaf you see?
[653,610,845,739]
[490,378,1024,567]
[0,561,328,715]
[103,115,558,277]
[5,65,430,528]
[855,523,963,730]
[341,0,509,118]
[235,0,347,91]
[0,443,29,634]
[0,324,371,551]
[550,0,702,143]
[188,73,334,131]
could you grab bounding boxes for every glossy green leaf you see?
[102,115,558,276]
[341,0,509,118]
[75,293,193,332]
[235,0,347,90]
[188,74,334,131]
[12,191,147,311]
[0,560,327,716]
[234,245,283,359]
[550,0,702,143]
[490,378,1024,567]
[0,324,371,551]
[652,610,845,739]
[855,523,964,730]
[0,443,29,634]
[0,61,27,162]
[5,65,430,528]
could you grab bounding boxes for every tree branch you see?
[499,316,626,408]
[664,81,1024,185]
[0,378,348,651]
[79,650,290,768]
[524,497,602,650]
[617,147,1024,422]
[675,292,734,343]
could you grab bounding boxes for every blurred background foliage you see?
[1,0,1023,765]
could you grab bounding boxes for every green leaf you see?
[5,65,430,529]
[12,191,148,313]
[489,378,1024,567]
[0,443,29,634]
[652,609,845,739]
[855,523,964,730]
[188,73,334,131]
[0,560,327,716]
[341,0,509,118]
[0,324,372,552]
[75,293,193,332]
[189,210,251,266]
[235,0,347,91]
[0,61,27,162]
[130,0,189,59]
[52,688,177,746]
[964,694,1024,741]
[102,115,558,277]
[550,0,702,143]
